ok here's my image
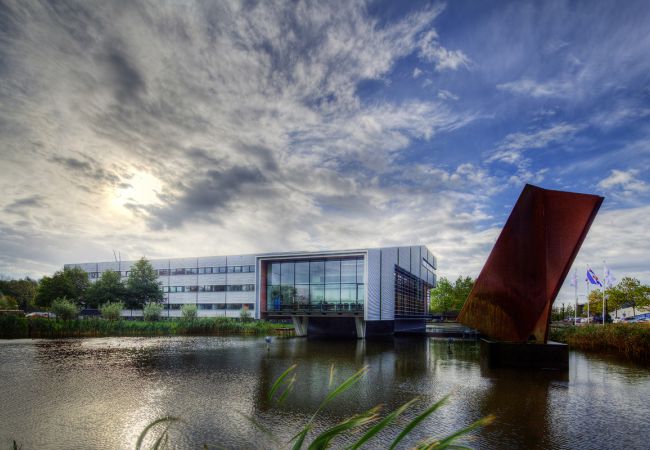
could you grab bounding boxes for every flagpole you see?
[574,268,578,326]
[586,277,590,323]
[602,262,606,325]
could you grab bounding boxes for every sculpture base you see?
[480,339,568,370]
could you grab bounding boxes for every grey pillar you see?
[355,317,366,339]
[292,316,309,337]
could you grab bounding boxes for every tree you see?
[51,297,80,320]
[143,302,163,321]
[0,277,38,311]
[606,277,650,316]
[0,293,18,310]
[100,301,125,321]
[551,303,575,321]
[429,276,474,314]
[126,258,163,309]
[86,270,126,308]
[35,267,89,308]
[181,304,198,320]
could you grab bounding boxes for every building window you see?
[325,260,340,284]
[310,261,325,284]
[199,304,213,310]
[295,262,309,284]
[188,285,199,292]
[187,268,199,275]
[249,265,255,272]
[227,303,242,310]
[266,257,364,313]
[159,269,170,276]
[394,266,431,318]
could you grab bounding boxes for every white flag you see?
[603,262,616,288]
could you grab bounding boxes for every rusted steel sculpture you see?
[458,184,603,343]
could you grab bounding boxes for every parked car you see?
[25,312,56,319]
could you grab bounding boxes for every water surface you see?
[0,337,648,449]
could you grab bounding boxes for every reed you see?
[550,323,650,363]
[0,315,286,339]
[138,364,493,449]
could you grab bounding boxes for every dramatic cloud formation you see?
[0,0,649,305]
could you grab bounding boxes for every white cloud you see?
[496,78,571,98]
[557,205,650,305]
[417,29,471,71]
[488,123,584,165]
[412,67,423,78]
[437,90,459,101]
[598,169,649,195]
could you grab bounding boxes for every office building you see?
[67,245,436,337]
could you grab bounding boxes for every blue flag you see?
[586,268,603,287]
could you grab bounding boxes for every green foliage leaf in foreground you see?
[138,365,492,449]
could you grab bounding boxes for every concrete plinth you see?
[480,339,568,370]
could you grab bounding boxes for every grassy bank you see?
[0,315,290,339]
[550,323,650,363]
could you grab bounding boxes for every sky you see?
[1,0,649,305]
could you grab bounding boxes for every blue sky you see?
[1,0,649,304]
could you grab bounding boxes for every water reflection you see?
[0,337,649,449]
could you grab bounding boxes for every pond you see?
[1,336,648,449]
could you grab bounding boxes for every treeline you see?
[429,276,474,314]
[0,257,163,312]
[552,277,650,321]
[586,277,650,315]
[0,277,38,311]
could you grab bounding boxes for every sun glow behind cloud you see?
[111,172,163,210]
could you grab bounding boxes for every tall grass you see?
[550,323,650,363]
[138,364,494,449]
[0,315,286,339]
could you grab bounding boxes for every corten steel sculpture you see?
[458,184,603,343]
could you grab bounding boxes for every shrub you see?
[0,315,28,338]
[0,294,19,310]
[240,305,252,322]
[51,297,79,320]
[143,302,164,321]
[100,301,125,321]
[180,304,198,320]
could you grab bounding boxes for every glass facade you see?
[266,257,364,313]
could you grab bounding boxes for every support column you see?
[355,317,366,339]
[292,316,309,337]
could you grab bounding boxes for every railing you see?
[266,302,364,314]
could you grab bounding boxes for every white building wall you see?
[366,249,381,321]
[380,247,397,321]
